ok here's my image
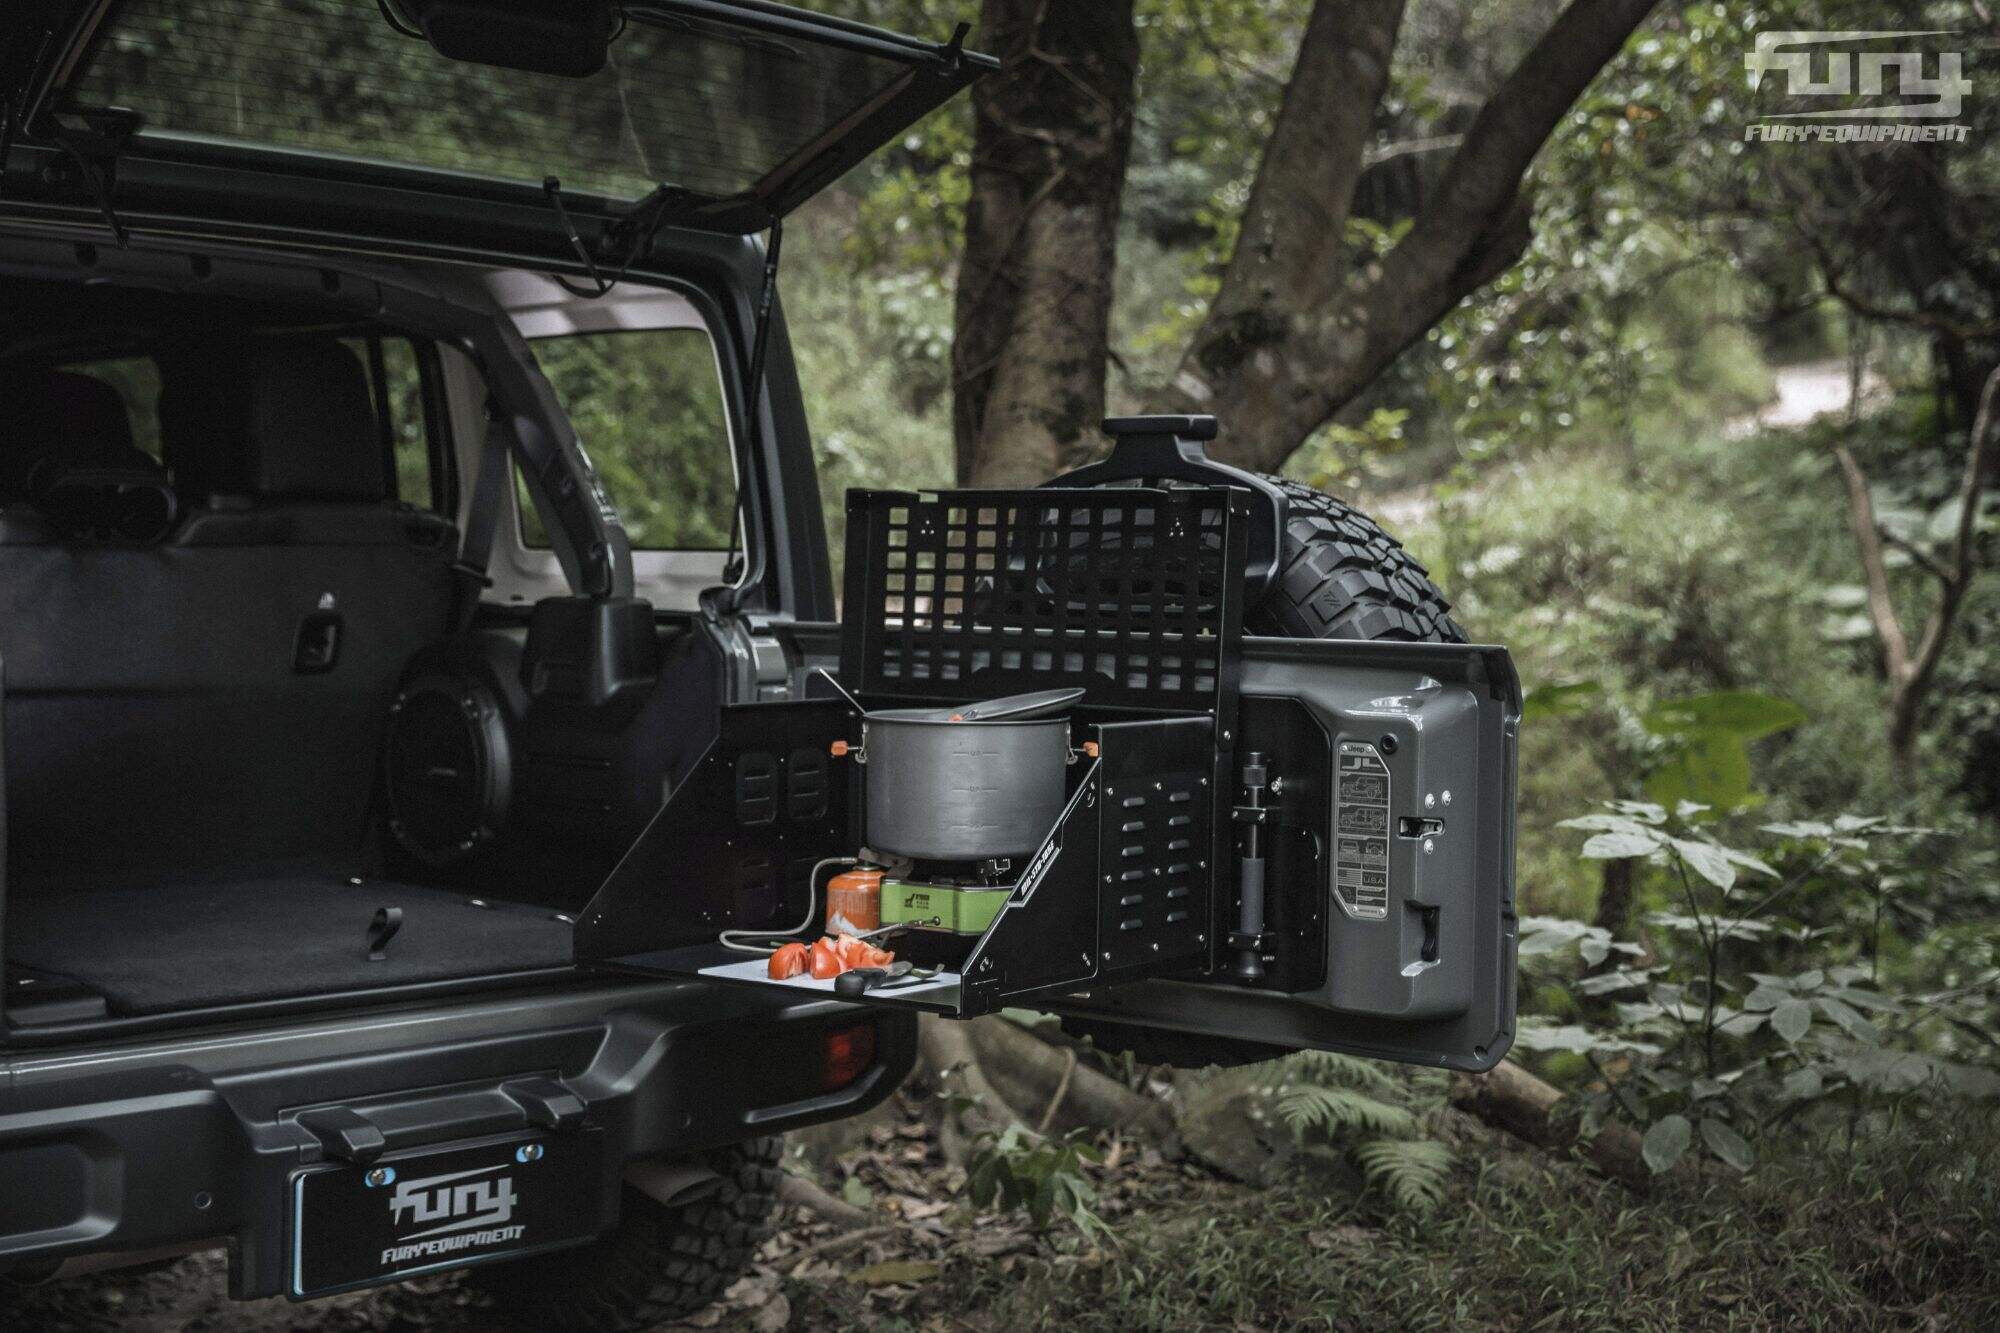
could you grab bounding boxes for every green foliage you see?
[964,1124,1112,1242]
[1267,1050,1453,1216]
[1639,689,1806,812]
[971,1108,2000,1330]
[1351,1139,1453,1215]
[1518,805,2000,1177]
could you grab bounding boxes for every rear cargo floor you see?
[5,872,575,1015]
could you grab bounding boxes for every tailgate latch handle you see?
[503,1077,587,1131]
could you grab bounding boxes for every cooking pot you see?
[832,683,1086,862]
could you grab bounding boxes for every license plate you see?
[290,1131,603,1298]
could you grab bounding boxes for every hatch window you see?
[71,0,924,203]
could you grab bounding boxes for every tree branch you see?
[1834,364,1998,766]
[1200,0,1407,323]
[1391,0,1660,276]
[1174,0,1661,472]
[1833,442,1913,682]
[1903,364,2000,706]
[1878,525,1952,585]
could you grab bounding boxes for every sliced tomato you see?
[809,936,843,979]
[861,944,896,968]
[832,933,872,969]
[767,942,809,980]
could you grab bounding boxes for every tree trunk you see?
[952,0,1139,486]
[1587,857,1637,977]
[949,0,1660,485]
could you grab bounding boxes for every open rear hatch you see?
[3,0,994,251]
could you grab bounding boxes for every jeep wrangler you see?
[0,2,1518,1326]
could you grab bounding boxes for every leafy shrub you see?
[1516,802,2000,1174]
[964,1122,1111,1242]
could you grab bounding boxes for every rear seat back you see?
[1,367,176,543]
[2,338,459,886]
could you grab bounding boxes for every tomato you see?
[767,942,809,980]
[809,936,843,979]
[832,933,871,969]
[861,944,895,969]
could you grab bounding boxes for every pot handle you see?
[1066,740,1101,765]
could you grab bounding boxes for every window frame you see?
[473,271,746,615]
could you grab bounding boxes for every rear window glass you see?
[341,335,441,511]
[64,357,162,459]
[72,0,912,201]
[521,328,736,551]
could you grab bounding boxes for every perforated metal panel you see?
[839,487,1247,714]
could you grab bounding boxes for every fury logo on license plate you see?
[381,1165,523,1263]
[291,1132,603,1299]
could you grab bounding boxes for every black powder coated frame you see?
[839,486,1249,717]
[573,708,1216,1017]
[574,486,1249,1014]
[575,701,856,964]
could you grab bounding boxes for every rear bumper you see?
[0,979,915,1298]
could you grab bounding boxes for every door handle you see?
[294,611,344,673]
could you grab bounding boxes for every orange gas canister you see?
[825,867,884,937]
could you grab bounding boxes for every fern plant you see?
[1269,1051,1454,1215]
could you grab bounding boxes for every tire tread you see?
[472,1136,782,1331]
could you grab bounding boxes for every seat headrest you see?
[2,368,139,494]
[160,336,387,505]
[1,368,176,542]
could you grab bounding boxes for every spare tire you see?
[1064,474,1464,1068]
[1249,475,1464,644]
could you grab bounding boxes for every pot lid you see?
[870,687,1086,724]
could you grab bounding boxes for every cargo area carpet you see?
[5,872,575,1015]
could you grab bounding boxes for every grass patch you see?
[964,1115,2000,1332]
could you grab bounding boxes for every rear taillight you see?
[819,1022,877,1092]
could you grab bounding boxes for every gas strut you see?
[1230,751,1271,982]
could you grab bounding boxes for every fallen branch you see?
[784,1224,900,1264]
[777,1173,876,1231]
[1450,1059,1654,1188]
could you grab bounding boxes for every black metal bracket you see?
[41,106,141,248]
[366,907,403,962]
[1043,416,1291,602]
[297,1106,388,1164]
[502,1076,588,1130]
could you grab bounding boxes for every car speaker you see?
[384,674,514,864]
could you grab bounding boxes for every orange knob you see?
[1083,741,1100,758]
[830,739,851,757]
